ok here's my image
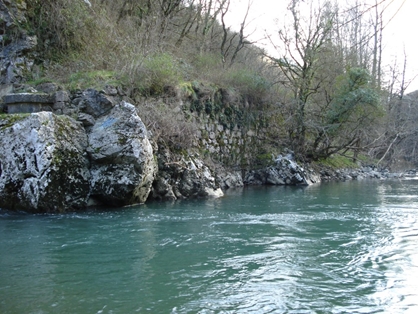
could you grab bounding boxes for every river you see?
[1,179,418,313]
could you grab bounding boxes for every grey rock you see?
[152,176,176,201]
[1,35,38,84]
[0,112,91,212]
[220,171,244,189]
[178,159,224,198]
[151,148,223,200]
[54,91,70,103]
[88,101,157,206]
[103,85,118,96]
[76,89,115,118]
[0,2,38,84]
[0,84,13,99]
[245,155,318,186]
[36,83,60,94]
[78,112,96,127]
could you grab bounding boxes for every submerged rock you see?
[0,112,90,212]
[87,101,156,206]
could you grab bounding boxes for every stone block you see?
[7,103,53,114]
[3,93,53,104]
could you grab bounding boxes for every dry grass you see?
[25,0,273,106]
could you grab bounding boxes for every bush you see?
[138,99,198,149]
[192,53,221,70]
[224,68,269,105]
[66,70,126,91]
[191,53,223,81]
[138,53,183,95]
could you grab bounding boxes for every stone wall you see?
[193,112,266,168]
[174,83,270,170]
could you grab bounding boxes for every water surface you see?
[1,180,418,313]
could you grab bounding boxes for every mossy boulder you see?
[0,112,90,212]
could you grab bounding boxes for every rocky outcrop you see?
[0,112,91,212]
[0,100,158,212]
[88,101,156,206]
[73,89,115,119]
[0,85,237,212]
[319,166,405,181]
[0,1,38,85]
[2,84,409,214]
[244,154,320,186]
[151,148,223,201]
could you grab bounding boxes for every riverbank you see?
[317,166,417,182]
[0,84,415,213]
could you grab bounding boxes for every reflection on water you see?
[1,180,418,313]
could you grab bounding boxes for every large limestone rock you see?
[0,112,91,212]
[87,101,156,206]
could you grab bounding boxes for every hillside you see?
[2,0,418,168]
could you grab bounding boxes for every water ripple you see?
[1,180,418,313]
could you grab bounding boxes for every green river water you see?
[1,179,418,313]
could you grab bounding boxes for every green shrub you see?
[66,70,125,91]
[192,53,222,73]
[256,153,275,167]
[139,53,183,95]
[224,68,269,104]
[316,155,358,169]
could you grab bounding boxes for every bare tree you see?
[196,0,226,54]
[220,0,255,67]
[266,0,336,157]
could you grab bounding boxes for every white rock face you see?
[87,101,157,205]
[0,112,90,212]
